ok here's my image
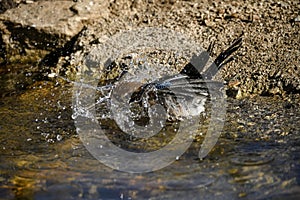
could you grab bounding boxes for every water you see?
[0,66,300,199]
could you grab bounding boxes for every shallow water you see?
[0,69,300,200]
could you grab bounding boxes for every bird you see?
[125,36,243,123]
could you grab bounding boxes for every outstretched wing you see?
[129,35,242,103]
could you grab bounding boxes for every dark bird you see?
[125,36,242,122]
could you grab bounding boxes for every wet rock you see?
[0,0,109,64]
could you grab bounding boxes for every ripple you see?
[230,152,274,166]
[162,173,216,190]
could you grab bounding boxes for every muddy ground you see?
[0,0,299,99]
[71,0,300,98]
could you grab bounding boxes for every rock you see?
[0,0,109,64]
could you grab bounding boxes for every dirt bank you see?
[0,0,299,97]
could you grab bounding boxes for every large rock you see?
[0,0,109,64]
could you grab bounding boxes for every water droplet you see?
[71,113,77,119]
[41,132,49,138]
[56,135,63,141]
[76,127,81,132]
[48,73,56,78]
[43,117,48,123]
[47,139,54,143]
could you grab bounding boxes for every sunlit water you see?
[1,68,300,200]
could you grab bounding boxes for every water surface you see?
[0,68,300,200]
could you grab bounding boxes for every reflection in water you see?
[0,70,300,199]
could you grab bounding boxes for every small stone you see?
[239,192,247,198]
[247,122,255,126]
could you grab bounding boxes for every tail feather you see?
[203,36,243,79]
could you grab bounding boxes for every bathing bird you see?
[125,36,242,122]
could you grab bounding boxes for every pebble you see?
[294,16,300,22]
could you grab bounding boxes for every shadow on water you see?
[0,66,300,200]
